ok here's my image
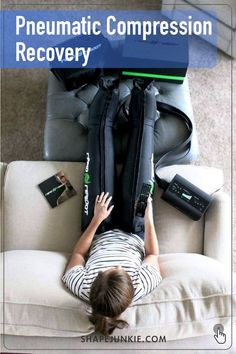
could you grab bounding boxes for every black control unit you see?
[161,174,212,221]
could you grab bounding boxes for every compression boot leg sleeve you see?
[116,80,156,236]
[81,77,119,233]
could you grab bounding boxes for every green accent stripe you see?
[122,71,184,81]
[149,180,155,195]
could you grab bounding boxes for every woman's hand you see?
[93,192,114,225]
[144,196,154,224]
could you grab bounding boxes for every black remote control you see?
[135,183,152,217]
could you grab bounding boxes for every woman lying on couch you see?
[62,77,162,336]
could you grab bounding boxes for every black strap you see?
[154,101,193,190]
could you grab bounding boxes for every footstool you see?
[44,71,198,164]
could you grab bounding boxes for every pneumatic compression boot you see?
[115,79,157,238]
[81,77,119,234]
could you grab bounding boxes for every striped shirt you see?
[62,229,162,303]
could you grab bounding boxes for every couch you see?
[0,160,234,353]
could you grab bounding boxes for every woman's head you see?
[89,267,134,336]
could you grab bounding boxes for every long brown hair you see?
[89,268,134,336]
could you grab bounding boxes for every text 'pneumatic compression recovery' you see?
[1,10,217,67]
[16,15,213,40]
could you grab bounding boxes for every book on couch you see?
[38,171,77,208]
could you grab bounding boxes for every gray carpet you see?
[2,0,162,10]
[1,68,48,162]
[188,50,233,195]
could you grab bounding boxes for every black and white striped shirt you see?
[62,229,162,303]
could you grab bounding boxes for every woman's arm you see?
[64,192,114,273]
[143,196,161,274]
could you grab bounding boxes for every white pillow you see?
[2,250,231,341]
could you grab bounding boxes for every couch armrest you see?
[204,191,231,272]
[0,162,7,252]
[0,162,7,193]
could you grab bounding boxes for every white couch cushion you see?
[3,161,83,253]
[157,165,224,193]
[3,162,224,255]
[1,250,231,341]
